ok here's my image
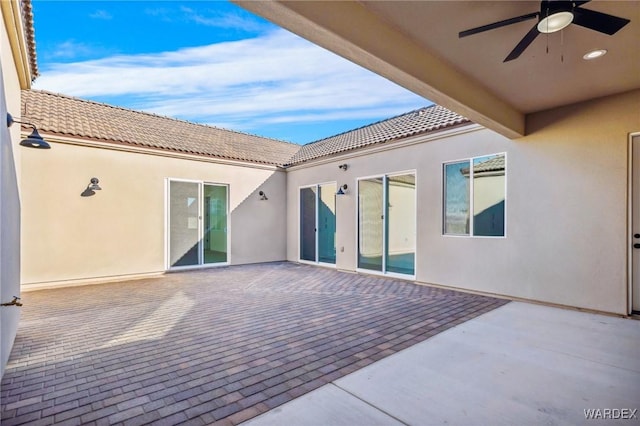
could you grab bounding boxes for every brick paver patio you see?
[1,262,508,425]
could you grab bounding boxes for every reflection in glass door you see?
[300,187,317,262]
[318,184,337,264]
[386,174,416,275]
[358,178,384,271]
[169,181,200,267]
[168,180,228,269]
[358,173,415,276]
[203,184,228,264]
[300,183,336,264]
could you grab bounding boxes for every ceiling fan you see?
[458,1,631,62]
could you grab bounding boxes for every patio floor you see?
[244,302,640,425]
[0,262,507,425]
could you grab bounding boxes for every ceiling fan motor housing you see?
[540,1,574,18]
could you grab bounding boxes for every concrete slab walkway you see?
[0,262,506,425]
[244,302,640,426]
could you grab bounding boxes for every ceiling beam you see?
[234,0,525,139]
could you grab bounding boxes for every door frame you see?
[298,182,337,267]
[355,169,417,279]
[628,132,640,314]
[165,178,230,271]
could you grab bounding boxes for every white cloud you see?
[89,10,112,20]
[47,40,94,59]
[179,6,268,32]
[33,29,428,137]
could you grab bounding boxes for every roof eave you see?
[284,121,479,169]
[1,0,38,88]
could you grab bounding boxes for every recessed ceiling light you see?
[583,49,608,60]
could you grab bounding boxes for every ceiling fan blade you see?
[459,12,538,38]
[573,1,591,6]
[504,23,540,62]
[572,7,630,35]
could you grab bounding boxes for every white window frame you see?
[442,152,507,238]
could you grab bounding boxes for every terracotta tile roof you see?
[472,155,505,173]
[21,90,301,166]
[286,105,471,165]
[22,0,38,79]
[461,154,505,176]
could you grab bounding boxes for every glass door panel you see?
[318,183,336,263]
[386,174,416,275]
[169,181,200,267]
[203,184,227,264]
[300,187,317,262]
[358,178,384,271]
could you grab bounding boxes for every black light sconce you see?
[336,184,348,195]
[81,177,102,197]
[259,190,268,201]
[89,178,102,191]
[6,113,51,149]
[0,296,22,307]
[338,164,348,171]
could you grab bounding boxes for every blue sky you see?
[31,1,431,144]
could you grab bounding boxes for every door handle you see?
[634,244,640,249]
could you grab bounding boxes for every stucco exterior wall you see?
[1,5,25,377]
[20,142,288,287]
[287,90,639,315]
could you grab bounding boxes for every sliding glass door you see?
[300,183,336,265]
[358,173,415,276]
[168,180,228,269]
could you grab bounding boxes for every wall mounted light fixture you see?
[0,296,22,307]
[81,177,102,197]
[338,164,348,171]
[259,190,268,201]
[336,184,348,195]
[6,113,51,149]
[89,178,102,191]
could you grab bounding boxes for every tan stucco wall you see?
[287,90,639,314]
[1,6,25,377]
[20,142,288,286]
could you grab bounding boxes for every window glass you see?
[300,184,337,264]
[300,187,317,261]
[444,161,470,235]
[358,178,384,271]
[386,174,415,275]
[203,184,227,264]
[473,154,505,237]
[318,184,336,264]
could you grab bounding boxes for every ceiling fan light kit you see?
[458,0,630,62]
[537,11,573,33]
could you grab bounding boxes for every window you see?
[443,153,506,237]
